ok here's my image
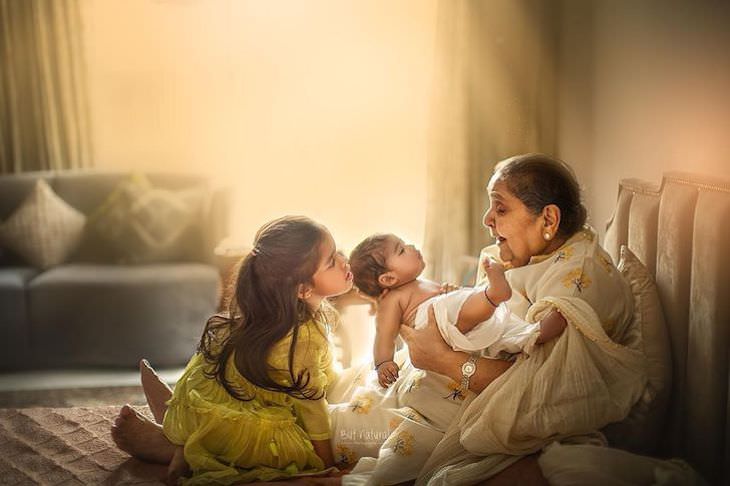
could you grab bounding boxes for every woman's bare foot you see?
[483,259,512,304]
[111,404,176,464]
[166,446,190,485]
[140,359,173,424]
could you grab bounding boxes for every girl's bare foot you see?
[111,404,176,464]
[483,259,512,304]
[166,446,190,485]
[140,358,173,424]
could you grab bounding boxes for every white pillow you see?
[0,179,86,269]
[89,174,203,263]
[602,245,672,454]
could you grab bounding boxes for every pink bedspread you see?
[0,405,166,485]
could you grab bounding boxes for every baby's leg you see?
[536,309,568,344]
[456,261,511,333]
[482,259,511,303]
[140,358,173,424]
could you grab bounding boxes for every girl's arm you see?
[400,306,512,393]
[289,323,337,466]
[311,439,335,468]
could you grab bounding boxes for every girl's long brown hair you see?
[198,216,327,401]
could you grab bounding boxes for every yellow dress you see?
[162,316,336,485]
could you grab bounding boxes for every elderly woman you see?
[112,154,646,485]
[393,153,646,485]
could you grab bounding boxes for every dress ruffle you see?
[162,318,334,484]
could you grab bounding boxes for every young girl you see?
[156,216,354,484]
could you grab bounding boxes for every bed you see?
[0,171,727,485]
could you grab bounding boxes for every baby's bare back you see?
[389,278,443,326]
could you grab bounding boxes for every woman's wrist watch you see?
[460,354,479,395]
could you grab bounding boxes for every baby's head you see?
[349,233,426,298]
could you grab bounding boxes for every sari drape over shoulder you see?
[417,228,648,485]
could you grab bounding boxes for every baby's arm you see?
[374,296,402,387]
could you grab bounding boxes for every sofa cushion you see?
[87,174,204,264]
[0,266,39,288]
[0,267,40,370]
[27,263,219,367]
[0,180,86,269]
[602,245,672,454]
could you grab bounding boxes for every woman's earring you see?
[544,232,552,241]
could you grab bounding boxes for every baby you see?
[349,233,566,387]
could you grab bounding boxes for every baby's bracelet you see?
[483,286,499,308]
[374,359,395,370]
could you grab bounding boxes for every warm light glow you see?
[81,0,438,252]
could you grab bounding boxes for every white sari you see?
[418,228,647,485]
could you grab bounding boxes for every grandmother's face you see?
[482,178,548,268]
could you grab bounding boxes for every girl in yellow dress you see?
[161,216,354,484]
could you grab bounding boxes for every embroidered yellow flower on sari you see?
[334,444,357,465]
[388,430,415,456]
[400,407,424,423]
[443,381,466,401]
[597,253,614,274]
[405,370,425,393]
[562,269,592,293]
[349,395,373,414]
[389,417,404,432]
[554,246,575,263]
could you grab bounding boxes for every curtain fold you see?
[0,0,93,173]
[424,0,559,283]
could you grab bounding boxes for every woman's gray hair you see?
[493,153,587,238]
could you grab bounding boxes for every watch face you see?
[462,361,476,376]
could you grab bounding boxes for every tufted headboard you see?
[603,172,730,484]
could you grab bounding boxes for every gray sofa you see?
[0,170,230,370]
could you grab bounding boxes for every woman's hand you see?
[399,305,451,373]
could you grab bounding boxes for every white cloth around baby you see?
[413,287,540,355]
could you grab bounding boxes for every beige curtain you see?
[424,0,558,283]
[0,0,93,173]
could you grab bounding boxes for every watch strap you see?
[460,354,478,395]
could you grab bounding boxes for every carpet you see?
[0,405,166,485]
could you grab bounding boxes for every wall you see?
[81,0,437,252]
[558,0,730,236]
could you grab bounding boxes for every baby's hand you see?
[376,361,399,388]
[482,258,512,304]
